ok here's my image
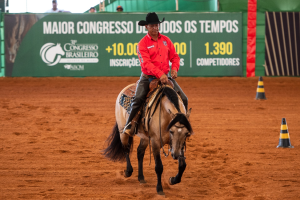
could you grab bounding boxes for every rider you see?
[123,12,188,137]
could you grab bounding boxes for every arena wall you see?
[2,0,300,77]
[3,12,243,77]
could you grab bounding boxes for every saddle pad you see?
[119,94,134,114]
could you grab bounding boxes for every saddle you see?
[121,79,174,98]
[119,79,177,134]
[119,79,174,112]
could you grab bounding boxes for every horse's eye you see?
[169,130,174,135]
[186,132,191,137]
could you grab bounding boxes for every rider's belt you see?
[142,72,156,79]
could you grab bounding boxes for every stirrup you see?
[123,122,134,137]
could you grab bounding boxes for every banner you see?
[5,13,243,77]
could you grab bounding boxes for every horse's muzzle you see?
[171,153,179,160]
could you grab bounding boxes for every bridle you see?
[174,124,187,153]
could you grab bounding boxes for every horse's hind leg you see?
[124,152,133,178]
[137,138,148,183]
[120,133,133,178]
[169,153,186,185]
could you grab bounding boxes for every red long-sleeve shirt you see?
[137,32,180,78]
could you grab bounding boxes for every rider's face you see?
[52,2,57,9]
[146,24,160,36]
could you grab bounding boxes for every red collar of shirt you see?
[146,32,161,41]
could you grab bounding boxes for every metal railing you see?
[0,11,4,77]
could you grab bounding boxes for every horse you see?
[103,80,193,195]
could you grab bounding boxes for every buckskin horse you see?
[103,79,193,195]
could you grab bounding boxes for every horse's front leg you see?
[152,142,164,195]
[169,151,186,185]
[120,133,133,178]
[137,138,148,183]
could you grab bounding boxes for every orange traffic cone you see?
[277,118,294,148]
[255,77,267,100]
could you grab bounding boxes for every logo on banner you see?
[40,40,99,67]
[64,64,84,71]
[40,43,65,66]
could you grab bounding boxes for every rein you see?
[159,85,170,157]
[147,84,168,166]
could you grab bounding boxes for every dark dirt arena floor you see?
[1,77,300,200]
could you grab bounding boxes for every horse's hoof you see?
[169,177,175,185]
[124,170,132,178]
[139,179,147,184]
[157,191,165,196]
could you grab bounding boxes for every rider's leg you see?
[123,75,150,136]
[170,79,188,110]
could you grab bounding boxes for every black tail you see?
[102,122,133,162]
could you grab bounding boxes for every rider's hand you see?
[171,70,177,79]
[160,74,168,85]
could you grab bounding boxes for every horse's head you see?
[167,108,193,160]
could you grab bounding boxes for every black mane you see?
[167,113,193,133]
[163,87,180,111]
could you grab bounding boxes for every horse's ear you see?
[168,109,176,119]
[186,108,192,119]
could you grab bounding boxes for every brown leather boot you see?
[123,107,142,137]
